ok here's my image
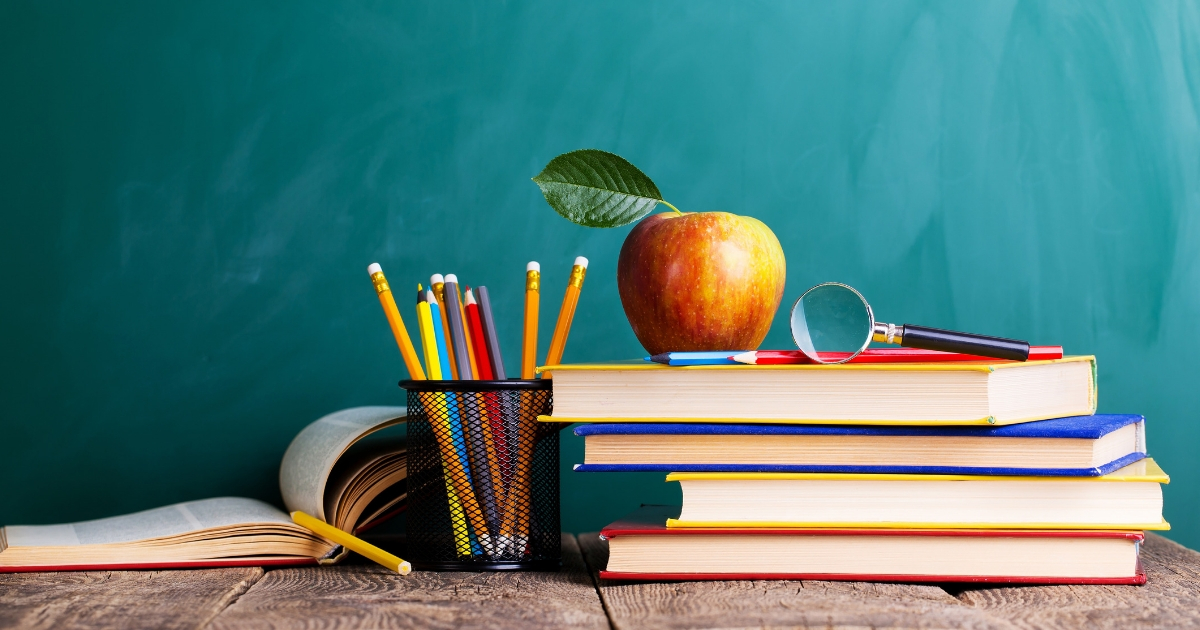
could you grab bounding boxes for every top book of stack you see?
[539,356,1096,426]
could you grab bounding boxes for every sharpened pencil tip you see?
[731,351,756,364]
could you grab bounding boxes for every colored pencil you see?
[416,284,441,379]
[442,277,474,380]
[731,346,1066,365]
[648,351,743,366]
[431,274,459,379]
[447,276,481,380]
[521,262,540,379]
[463,289,494,380]
[367,263,425,380]
[291,511,411,575]
[542,256,587,378]
[427,291,454,382]
[475,286,507,380]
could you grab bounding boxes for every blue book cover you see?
[573,414,1146,477]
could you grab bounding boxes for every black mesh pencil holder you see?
[399,378,559,571]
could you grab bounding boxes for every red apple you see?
[617,211,786,355]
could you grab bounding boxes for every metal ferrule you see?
[872,322,903,345]
[568,265,587,289]
[370,271,390,295]
[526,270,540,292]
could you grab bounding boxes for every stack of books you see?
[541,353,1168,584]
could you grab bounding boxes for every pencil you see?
[414,294,471,553]
[442,277,474,380]
[446,275,481,379]
[649,351,741,366]
[542,256,588,378]
[431,274,459,379]
[427,291,454,383]
[730,346,1067,365]
[464,289,494,379]
[521,262,540,379]
[429,291,489,549]
[475,286,507,380]
[367,263,425,380]
[291,511,411,574]
[416,285,441,379]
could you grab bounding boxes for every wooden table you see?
[4,532,1200,629]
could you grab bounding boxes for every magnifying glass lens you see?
[791,284,873,362]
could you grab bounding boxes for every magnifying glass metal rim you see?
[789,282,875,365]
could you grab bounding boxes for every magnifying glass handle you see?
[885,324,1030,362]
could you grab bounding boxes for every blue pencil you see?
[647,351,746,366]
[428,290,485,553]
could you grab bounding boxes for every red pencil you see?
[732,346,1064,365]
[463,288,494,379]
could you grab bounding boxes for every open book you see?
[0,407,406,572]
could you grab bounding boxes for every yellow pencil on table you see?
[291,510,411,575]
[430,274,459,379]
[368,263,425,380]
[521,262,540,379]
[542,256,587,379]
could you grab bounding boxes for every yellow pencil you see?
[446,274,481,380]
[414,295,473,553]
[431,274,459,379]
[521,262,540,379]
[368,263,425,380]
[416,285,441,380]
[291,510,411,575]
[542,256,587,379]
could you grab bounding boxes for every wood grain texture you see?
[0,567,262,630]
[207,534,607,630]
[954,532,1200,629]
[577,531,1014,630]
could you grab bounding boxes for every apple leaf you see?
[532,149,664,228]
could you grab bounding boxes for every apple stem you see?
[659,200,683,216]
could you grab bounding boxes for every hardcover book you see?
[665,458,1168,530]
[573,414,1145,476]
[541,356,1097,426]
[599,506,1147,584]
[0,407,408,572]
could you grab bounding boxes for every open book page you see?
[279,406,406,522]
[3,497,290,548]
[322,435,407,531]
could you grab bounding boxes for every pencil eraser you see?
[574,256,589,268]
[527,261,540,272]
[445,274,458,284]
[367,263,382,275]
[430,274,444,285]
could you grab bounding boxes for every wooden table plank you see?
[0,567,263,630]
[577,531,1016,630]
[952,532,1200,629]
[207,534,608,630]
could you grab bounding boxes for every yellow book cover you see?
[539,356,1098,426]
[665,459,1168,531]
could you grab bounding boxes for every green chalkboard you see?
[3,1,1199,548]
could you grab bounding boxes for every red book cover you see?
[598,506,1146,585]
[0,556,318,574]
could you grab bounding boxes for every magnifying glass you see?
[789,283,1030,364]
